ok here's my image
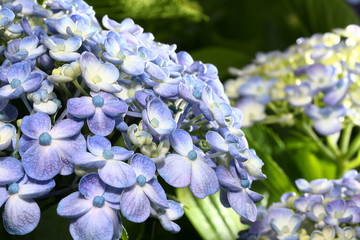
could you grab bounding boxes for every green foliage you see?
[175,188,247,240]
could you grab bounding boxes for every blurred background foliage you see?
[3,0,360,239]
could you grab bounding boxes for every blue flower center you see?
[39,132,52,146]
[240,179,250,188]
[137,175,146,186]
[10,79,21,89]
[92,96,104,107]
[150,118,159,128]
[93,196,105,208]
[187,150,197,160]
[192,89,202,99]
[102,149,114,159]
[8,183,19,194]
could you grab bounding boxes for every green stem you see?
[346,157,360,171]
[301,122,336,161]
[344,133,360,161]
[326,134,341,158]
[59,83,72,98]
[72,79,89,96]
[340,122,353,154]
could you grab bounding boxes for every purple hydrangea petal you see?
[103,207,122,239]
[130,154,155,180]
[216,166,242,191]
[143,179,168,208]
[313,118,342,136]
[228,189,257,222]
[190,160,219,199]
[157,154,191,188]
[18,178,55,199]
[0,157,24,185]
[21,112,51,139]
[87,135,112,156]
[205,131,229,152]
[100,97,128,118]
[0,85,22,99]
[123,55,145,75]
[146,62,168,80]
[0,186,8,207]
[87,108,115,136]
[121,185,150,223]
[50,118,84,139]
[22,145,61,180]
[219,188,231,208]
[99,161,136,188]
[159,215,181,233]
[170,129,194,156]
[111,146,133,161]
[6,61,31,81]
[21,73,42,92]
[67,97,95,119]
[70,208,114,240]
[79,173,106,199]
[57,192,92,218]
[166,200,184,220]
[18,135,37,156]
[72,152,106,168]
[3,195,40,235]
[103,185,123,204]
[1,104,18,122]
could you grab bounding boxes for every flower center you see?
[334,211,343,219]
[8,183,19,194]
[57,43,66,51]
[137,175,146,186]
[39,132,52,146]
[240,179,250,188]
[102,149,114,159]
[92,95,104,107]
[150,118,159,128]
[281,226,290,234]
[92,196,105,208]
[10,79,21,89]
[92,75,102,84]
[187,150,197,160]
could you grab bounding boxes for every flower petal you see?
[170,129,194,156]
[228,190,257,222]
[190,160,219,199]
[20,112,51,139]
[130,153,155,180]
[67,96,95,119]
[157,154,191,188]
[70,207,114,240]
[87,135,111,156]
[72,152,106,168]
[98,161,136,188]
[50,118,84,139]
[57,192,92,218]
[120,185,150,223]
[0,157,24,185]
[79,173,106,199]
[18,178,55,199]
[3,195,40,235]
[87,108,115,136]
[142,179,168,208]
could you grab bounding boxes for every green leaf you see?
[175,188,247,240]
[121,226,129,240]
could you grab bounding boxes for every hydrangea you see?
[0,0,265,239]
[239,170,360,240]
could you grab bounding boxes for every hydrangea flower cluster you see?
[239,170,360,240]
[225,25,360,136]
[0,0,266,238]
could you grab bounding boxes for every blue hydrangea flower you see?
[295,178,334,194]
[0,61,43,99]
[216,162,263,222]
[0,7,15,29]
[72,135,135,188]
[80,52,122,93]
[0,99,18,122]
[2,175,55,235]
[236,98,266,127]
[324,199,360,225]
[284,82,313,107]
[305,63,338,91]
[142,98,176,136]
[44,37,82,62]
[150,200,184,233]
[121,153,168,223]
[68,91,128,136]
[268,208,302,240]
[27,80,59,115]
[57,173,122,240]
[158,129,219,199]
[19,112,86,180]
[5,36,46,62]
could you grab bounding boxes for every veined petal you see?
[190,160,219,199]
[228,190,257,222]
[170,129,194,156]
[112,146,133,161]
[18,178,55,199]
[70,207,114,240]
[87,135,111,156]
[50,118,84,139]
[165,200,184,220]
[22,145,61,180]
[0,157,24,185]
[157,154,191,188]
[130,153,155,180]
[98,161,136,188]
[216,166,242,191]
[142,179,168,208]
[57,192,92,218]
[79,173,106,200]
[21,112,51,139]
[123,55,145,75]
[205,131,228,152]
[72,152,106,168]
[67,96,95,119]
[120,185,150,223]
[3,195,40,235]
[158,215,181,233]
[7,61,31,82]
[87,108,115,136]
[0,186,8,207]
[65,37,82,52]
